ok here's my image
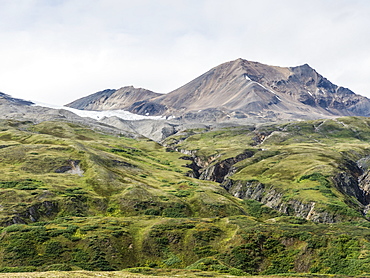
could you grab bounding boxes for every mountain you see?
[66,59,370,123]
[3,62,370,276]
[66,86,161,111]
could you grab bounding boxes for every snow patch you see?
[307,91,313,96]
[32,101,163,121]
[244,74,251,81]
[256,82,279,96]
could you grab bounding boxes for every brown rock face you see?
[66,86,161,111]
[66,59,370,122]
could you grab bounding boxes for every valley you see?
[0,118,369,275]
[0,59,370,276]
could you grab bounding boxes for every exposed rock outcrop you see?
[2,201,58,226]
[331,157,370,214]
[198,151,255,183]
[222,179,342,223]
[55,160,84,176]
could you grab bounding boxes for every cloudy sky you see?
[0,0,370,105]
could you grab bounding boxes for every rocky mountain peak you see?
[66,58,370,123]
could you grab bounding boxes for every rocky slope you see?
[66,59,370,123]
[66,86,161,111]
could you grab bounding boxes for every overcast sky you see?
[0,0,370,105]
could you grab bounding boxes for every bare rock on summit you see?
[140,59,370,120]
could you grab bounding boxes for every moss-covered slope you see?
[164,117,370,222]
[0,120,251,224]
[0,118,370,276]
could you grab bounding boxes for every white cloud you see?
[0,0,369,105]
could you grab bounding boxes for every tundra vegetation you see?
[0,118,369,277]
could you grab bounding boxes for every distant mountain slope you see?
[0,91,139,139]
[0,92,34,106]
[66,86,161,111]
[129,59,370,120]
[66,59,370,122]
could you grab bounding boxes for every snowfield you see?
[32,102,163,121]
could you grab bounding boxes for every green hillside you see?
[0,118,369,275]
[164,117,370,222]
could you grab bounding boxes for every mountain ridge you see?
[66,86,161,111]
[65,59,370,123]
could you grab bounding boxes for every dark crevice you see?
[182,150,254,183]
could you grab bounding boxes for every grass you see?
[164,117,370,221]
[0,209,370,275]
[0,270,365,277]
[0,120,249,221]
[1,118,370,275]
[165,126,255,163]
